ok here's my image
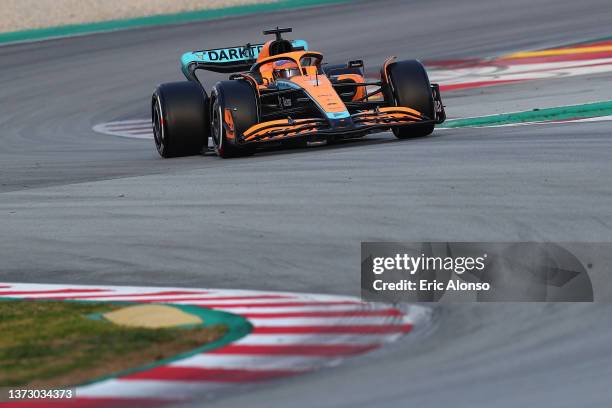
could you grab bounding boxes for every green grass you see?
[0,300,226,387]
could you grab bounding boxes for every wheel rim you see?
[211,101,223,150]
[152,98,164,149]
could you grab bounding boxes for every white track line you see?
[169,354,327,371]
[93,120,153,140]
[77,379,228,400]
[234,333,403,345]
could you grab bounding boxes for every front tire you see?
[152,82,209,158]
[210,81,258,158]
[383,60,435,139]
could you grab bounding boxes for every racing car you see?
[152,27,445,158]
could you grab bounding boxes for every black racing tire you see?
[152,81,209,158]
[210,80,258,158]
[384,60,435,139]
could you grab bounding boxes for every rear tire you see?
[152,82,209,158]
[383,60,435,139]
[210,81,258,158]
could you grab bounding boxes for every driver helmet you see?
[272,59,300,79]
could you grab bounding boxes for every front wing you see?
[241,107,432,144]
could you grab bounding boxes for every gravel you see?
[1,0,278,33]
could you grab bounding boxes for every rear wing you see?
[181,40,308,80]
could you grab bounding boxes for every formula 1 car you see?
[152,27,445,158]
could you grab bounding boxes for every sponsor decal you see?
[203,45,265,62]
[191,39,308,64]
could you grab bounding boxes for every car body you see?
[153,27,445,158]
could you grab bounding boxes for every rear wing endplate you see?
[181,40,308,80]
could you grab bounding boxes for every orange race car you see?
[152,27,446,158]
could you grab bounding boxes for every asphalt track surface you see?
[1,0,612,407]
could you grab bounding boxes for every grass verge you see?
[0,300,226,388]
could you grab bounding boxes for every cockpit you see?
[272,60,301,79]
[253,53,323,84]
[248,27,323,84]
